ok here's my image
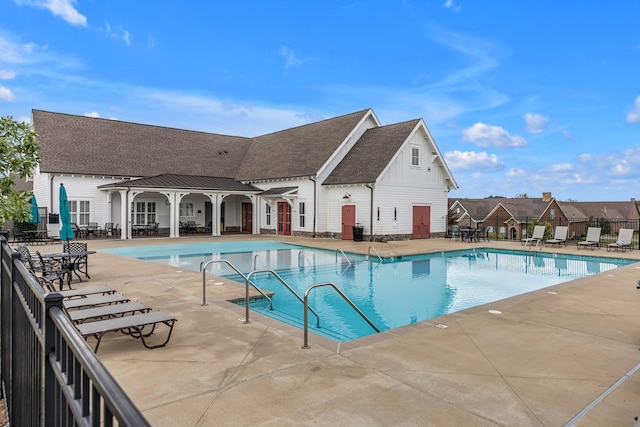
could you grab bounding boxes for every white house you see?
[31,108,458,241]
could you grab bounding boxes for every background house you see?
[32,108,458,241]
[449,192,640,240]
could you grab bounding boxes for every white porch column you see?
[206,194,218,236]
[252,195,259,235]
[173,193,188,238]
[163,192,177,238]
[119,190,128,240]
[128,191,143,239]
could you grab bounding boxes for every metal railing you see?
[297,251,315,272]
[367,246,383,263]
[0,236,149,426]
[302,282,380,349]
[335,249,352,267]
[455,216,640,249]
[200,259,272,307]
[244,269,320,328]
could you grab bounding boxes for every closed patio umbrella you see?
[29,195,41,224]
[59,183,74,241]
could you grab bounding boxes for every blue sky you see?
[1,1,640,201]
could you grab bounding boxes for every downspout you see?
[49,174,55,212]
[367,183,374,242]
[309,176,317,238]
[126,188,130,239]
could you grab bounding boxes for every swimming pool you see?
[104,241,637,342]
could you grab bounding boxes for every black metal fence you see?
[455,216,640,250]
[0,237,150,426]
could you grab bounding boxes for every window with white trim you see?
[180,202,194,217]
[69,200,91,226]
[299,202,306,228]
[266,203,271,226]
[131,201,156,225]
[411,147,420,166]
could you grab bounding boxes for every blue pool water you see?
[103,241,637,342]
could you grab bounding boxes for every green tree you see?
[599,215,611,236]
[0,116,40,225]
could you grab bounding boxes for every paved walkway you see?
[36,236,640,426]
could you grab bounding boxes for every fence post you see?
[43,293,64,425]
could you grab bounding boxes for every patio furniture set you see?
[14,243,176,353]
[447,225,490,243]
[520,226,635,252]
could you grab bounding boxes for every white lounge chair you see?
[546,226,568,247]
[522,225,545,248]
[607,228,635,252]
[577,227,601,250]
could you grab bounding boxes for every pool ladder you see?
[335,249,352,267]
[298,251,316,272]
[244,269,321,329]
[200,259,273,307]
[367,246,383,263]
[302,282,380,349]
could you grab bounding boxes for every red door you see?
[277,202,291,235]
[242,203,252,233]
[342,205,356,240]
[412,206,430,239]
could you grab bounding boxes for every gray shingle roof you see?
[450,197,552,221]
[257,187,298,196]
[236,109,371,181]
[33,109,373,183]
[323,119,420,185]
[33,110,250,178]
[559,201,640,219]
[99,174,260,192]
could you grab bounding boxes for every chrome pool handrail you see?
[200,259,272,308]
[244,269,320,328]
[302,282,380,349]
[367,246,383,263]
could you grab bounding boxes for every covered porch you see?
[98,174,261,239]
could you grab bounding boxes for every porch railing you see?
[0,236,149,426]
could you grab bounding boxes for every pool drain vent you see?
[435,324,448,329]
[488,310,502,315]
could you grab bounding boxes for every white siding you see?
[325,186,372,235]
[252,178,315,233]
[374,130,449,235]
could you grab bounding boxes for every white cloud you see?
[524,112,548,134]
[98,22,132,46]
[444,150,503,170]
[14,0,87,26]
[506,168,526,177]
[562,130,577,141]
[579,153,591,161]
[0,85,16,102]
[279,46,303,70]
[611,161,630,175]
[461,122,527,149]
[84,111,100,118]
[627,96,640,124]
[443,0,461,12]
[549,163,572,172]
[0,70,16,80]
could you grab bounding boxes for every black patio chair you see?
[63,241,89,279]
[16,245,69,291]
[85,222,99,238]
[11,227,26,243]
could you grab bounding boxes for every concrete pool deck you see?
[35,235,640,426]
